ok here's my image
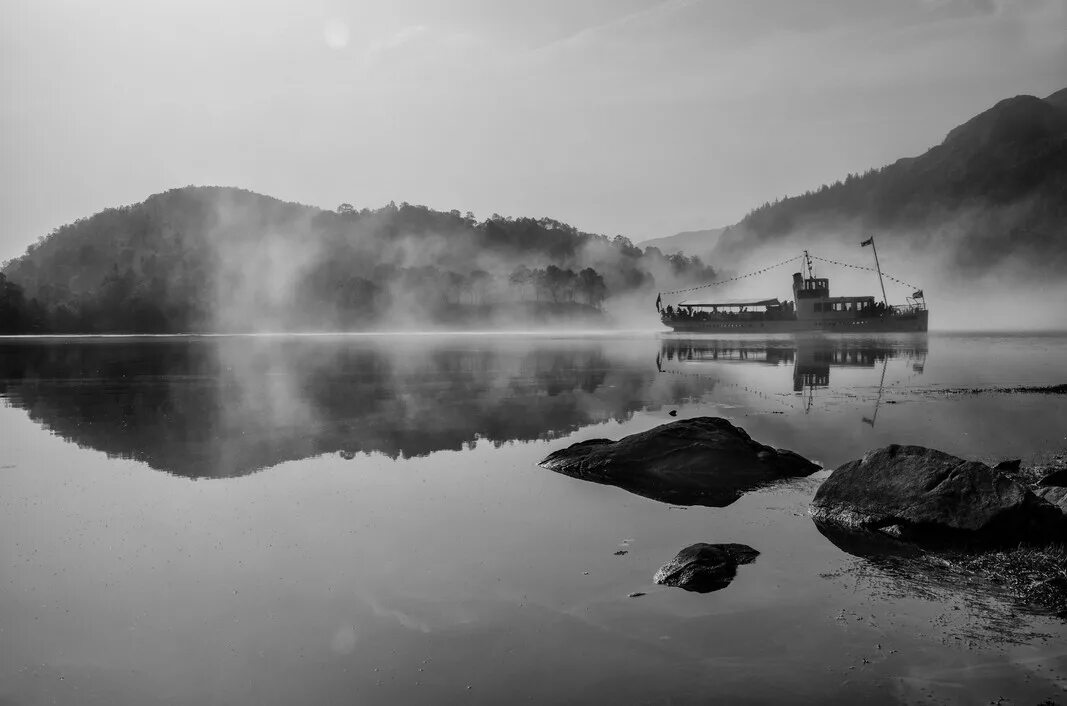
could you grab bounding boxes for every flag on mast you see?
[860,237,873,247]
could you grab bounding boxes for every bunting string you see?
[659,254,804,296]
[808,255,920,291]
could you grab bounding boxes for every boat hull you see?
[664,310,928,333]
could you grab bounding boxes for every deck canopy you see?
[677,297,781,309]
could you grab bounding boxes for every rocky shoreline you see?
[542,418,1067,616]
[931,383,1067,395]
[955,546,1067,617]
[813,445,1067,616]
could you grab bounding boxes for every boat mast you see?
[867,236,888,307]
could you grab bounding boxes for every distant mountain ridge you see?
[638,227,724,260]
[708,87,1067,274]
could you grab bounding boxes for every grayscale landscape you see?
[2,2,1066,704]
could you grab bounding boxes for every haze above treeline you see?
[0,189,716,333]
[2,86,1066,333]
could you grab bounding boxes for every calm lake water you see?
[2,332,1066,705]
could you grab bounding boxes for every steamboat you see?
[659,241,928,333]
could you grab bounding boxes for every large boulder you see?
[653,543,759,593]
[539,417,819,507]
[812,445,1066,546]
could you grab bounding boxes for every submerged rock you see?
[1036,486,1067,514]
[1032,457,1067,515]
[993,459,1021,474]
[1038,465,1067,488]
[653,543,759,593]
[539,417,819,507]
[957,546,1067,618]
[811,445,1066,546]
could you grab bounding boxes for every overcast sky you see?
[2,0,1064,262]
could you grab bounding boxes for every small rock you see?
[653,543,759,593]
[993,459,1021,474]
[668,410,678,417]
[613,550,628,556]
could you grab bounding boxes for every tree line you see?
[1,187,716,333]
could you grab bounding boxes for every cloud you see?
[364,24,430,61]
[530,0,696,54]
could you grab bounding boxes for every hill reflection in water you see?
[0,336,709,477]
[0,334,934,479]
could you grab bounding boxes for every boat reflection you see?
[659,334,928,420]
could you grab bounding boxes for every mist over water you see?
[1,331,1063,473]
[701,220,1067,332]
[4,184,1063,334]
[204,192,1061,334]
[192,190,713,334]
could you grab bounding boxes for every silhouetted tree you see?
[578,268,607,308]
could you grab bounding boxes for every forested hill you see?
[711,87,1067,273]
[638,227,725,261]
[0,187,713,333]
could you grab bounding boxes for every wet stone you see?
[653,543,759,593]
[811,445,1066,546]
[540,417,819,507]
